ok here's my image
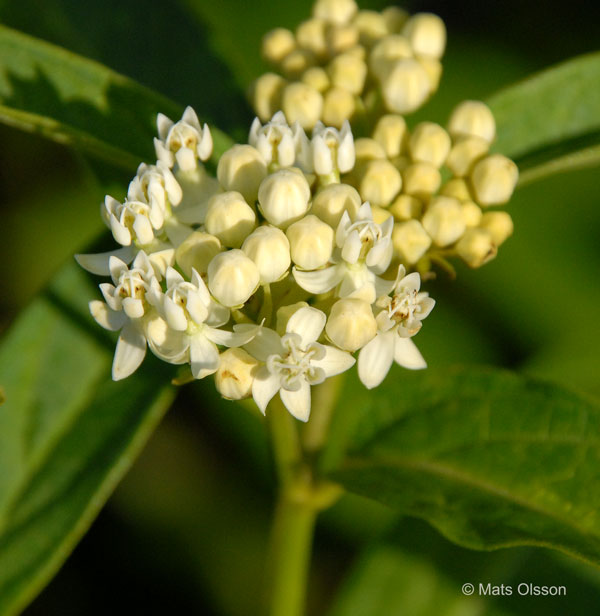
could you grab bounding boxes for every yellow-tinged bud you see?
[392,219,432,264]
[322,87,356,127]
[282,82,324,130]
[207,249,260,307]
[470,154,519,206]
[455,228,497,268]
[215,348,259,400]
[251,73,287,122]
[402,13,446,59]
[461,201,483,227]
[242,225,291,283]
[327,22,359,55]
[353,10,388,46]
[417,56,443,92]
[369,34,413,81]
[205,191,257,248]
[262,28,296,64]
[302,66,330,92]
[402,162,441,199]
[479,211,514,245]
[175,231,222,277]
[312,183,361,227]
[390,155,410,172]
[422,196,466,246]
[258,168,311,228]
[409,122,451,168]
[287,214,334,269]
[381,58,430,114]
[382,6,409,33]
[389,194,423,220]
[217,145,267,205]
[358,159,402,207]
[328,52,367,94]
[344,44,367,61]
[448,100,496,143]
[296,18,328,58]
[281,48,316,79]
[440,177,471,201]
[446,136,489,177]
[371,205,392,224]
[372,114,408,158]
[354,137,386,161]
[313,0,358,25]
[326,298,377,351]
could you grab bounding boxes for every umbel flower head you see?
[77,0,518,422]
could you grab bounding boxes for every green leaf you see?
[0,24,232,170]
[488,52,600,184]
[0,262,176,616]
[328,366,600,566]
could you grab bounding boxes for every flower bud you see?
[302,66,330,92]
[369,34,413,81]
[479,211,514,245]
[217,144,267,204]
[381,58,430,114]
[281,49,316,79]
[409,122,451,168]
[242,225,291,283]
[382,6,409,33]
[251,73,287,122]
[402,13,446,59]
[470,154,519,206]
[422,196,466,246]
[344,44,367,61]
[287,214,334,269]
[461,201,483,227]
[215,348,259,400]
[358,159,402,207]
[353,10,388,47]
[322,87,356,127]
[446,136,489,177]
[262,28,296,64]
[455,228,497,268]
[313,0,358,24]
[328,52,367,95]
[204,191,257,248]
[440,177,471,201]
[327,22,359,55]
[258,168,311,228]
[207,249,260,307]
[296,18,328,58]
[354,137,386,161]
[326,298,377,351]
[389,194,423,220]
[402,162,441,199]
[175,231,222,277]
[392,219,431,264]
[312,183,361,227]
[448,100,496,143]
[372,114,408,158]
[417,56,443,92]
[282,82,324,130]
[371,205,392,225]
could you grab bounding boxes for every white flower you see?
[311,120,355,176]
[358,266,435,389]
[127,161,183,216]
[244,306,355,421]
[248,111,300,168]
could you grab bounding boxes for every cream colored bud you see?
[242,225,291,283]
[402,13,446,59]
[312,183,361,227]
[215,348,259,400]
[302,66,330,92]
[327,23,359,55]
[369,34,413,81]
[344,44,367,61]
[205,191,257,248]
[296,18,328,58]
[461,201,483,227]
[354,137,386,161]
[262,28,296,64]
[372,114,408,158]
[281,49,316,79]
[446,136,489,177]
[371,205,392,225]
[326,298,377,352]
[448,100,496,143]
[328,53,367,95]
[417,56,442,92]
[382,6,409,33]
[381,58,430,114]
[217,145,267,205]
[390,155,410,172]
[409,122,451,168]
[207,249,260,307]
[389,194,423,221]
[313,0,358,24]
[322,87,356,127]
[286,215,334,269]
[440,178,471,201]
[402,163,441,199]
[455,228,497,268]
[258,168,311,228]
[479,211,514,246]
[251,73,287,122]
[359,159,402,207]
[392,219,431,264]
[471,154,519,206]
[282,82,324,130]
[422,196,466,246]
[353,10,388,47]
[175,231,222,277]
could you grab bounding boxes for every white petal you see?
[148,249,175,278]
[280,380,311,422]
[374,275,396,298]
[176,147,197,171]
[312,135,332,175]
[75,246,135,276]
[313,345,355,377]
[190,334,220,379]
[252,367,281,414]
[123,297,144,319]
[166,266,184,288]
[198,124,213,161]
[164,218,193,246]
[286,306,326,346]
[185,289,209,325]
[292,265,344,294]
[163,166,183,205]
[242,326,284,361]
[341,229,362,264]
[154,137,175,167]
[248,117,261,145]
[164,295,188,331]
[112,321,146,380]
[99,282,120,311]
[145,314,189,363]
[394,336,427,370]
[399,272,421,293]
[357,201,372,220]
[337,125,355,172]
[89,300,126,331]
[205,324,259,347]
[108,256,129,284]
[278,132,295,167]
[157,113,174,140]
[335,211,352,247]
[418,296,436,320]
[109,213,131,246]
[182,105,200,129]
[368,238,393,274]
[358,331,395,389]
[133,214,154,245]
[207,300,230,327]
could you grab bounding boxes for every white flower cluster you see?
[252,0,445,129]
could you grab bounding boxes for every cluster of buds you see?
[252,0,446,129]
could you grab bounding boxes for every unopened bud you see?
[312,183,361,227]
[287,214,334,269]
[205,191,257,248]
[328,52,367,94]
[372,114,408,158]
[354,137,386,161]
[251,73,287,122]
[371,205,392,225]
[448,100,496,143]
[175,231,222,277]
[296,18,328,58]
[422,196,466,246]
[208,249,260,307]
[409,122,451,168]
[402,162,441,199]
[455,228,497,268]
[470,154,518,206]
[381,58,430,114]
[262,28,296,64]
[446,136,489,177]
[322,87,356,127]
[461,201,483,227]
[242,225,291,283]
[217,145,267,205]
[327,22,359,55]
[440,177,471,201]
[282,82,324,130]
[281,48,316,79]
[258,168,311,228]
[392,219,432,264]
[479,211,514,245]
[302,66,330,92]
[382,6,409,33]
[417,56,442,92]
[402,13,446,59]
[215,348,259,400]
[358,159,402,207]
[326,298,377,351]
[313,0,358,24]
[369,34,413,81]
[389,194,423,220]
[353,10,388,47]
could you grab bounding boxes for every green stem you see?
[259,283,273,327]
